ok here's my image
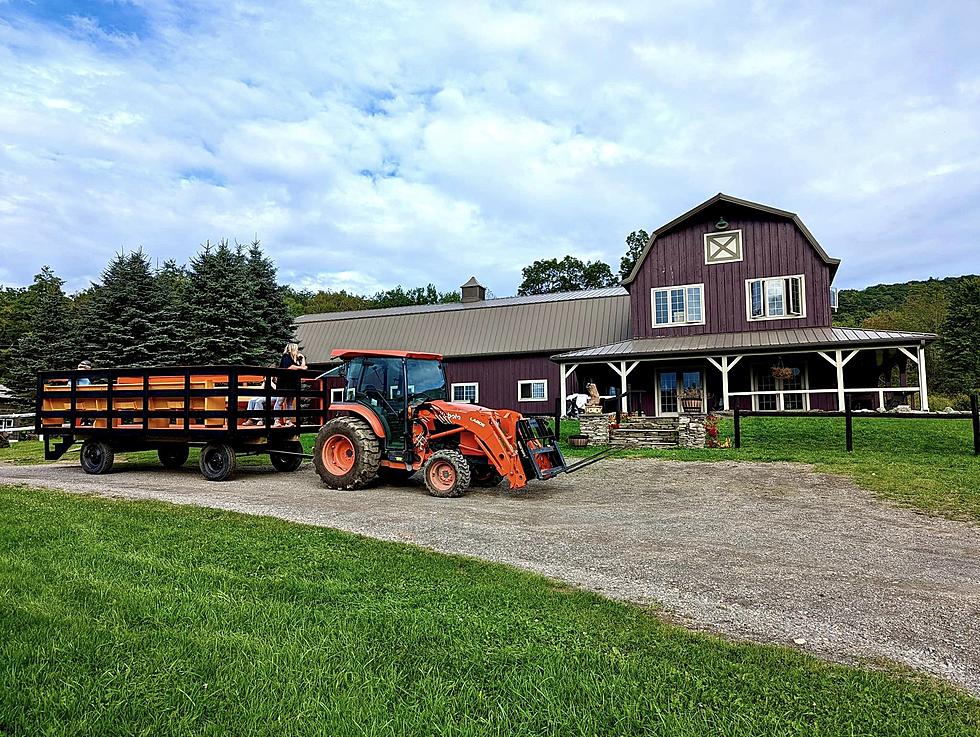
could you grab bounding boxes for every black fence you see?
[733,394,980,455]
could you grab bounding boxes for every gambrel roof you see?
[621,193,841,286]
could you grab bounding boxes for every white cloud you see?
[0,0,978,296]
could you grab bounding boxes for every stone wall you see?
[578,413,612,445]
[677,413,707,448]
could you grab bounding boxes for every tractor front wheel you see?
[422,449,471,498]
[80,439,114,475]
[314,416,380,489]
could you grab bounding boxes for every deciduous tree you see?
[517,256,617,296]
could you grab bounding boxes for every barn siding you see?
[631,209,833,339]
[445,354,559,414]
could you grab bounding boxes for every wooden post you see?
[553,397,561,440]
[835,349,845,412]
[620,360,629,414]
[559,363,567,420]
[972,394,979,456]
[917,343,929,412]
[845,395,853,453]
[734,407,741,449]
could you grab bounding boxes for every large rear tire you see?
[270,440,304,472]
[158,444,190,469]
[80,439,114,475]
[422,449,471,498]
[314,416,380,489]
[199,442,237,481]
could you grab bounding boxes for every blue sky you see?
[1,1,978,296]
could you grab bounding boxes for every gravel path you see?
[2,458,978,695]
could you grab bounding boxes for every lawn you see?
[0,486,977,736]
[558,415,980,522]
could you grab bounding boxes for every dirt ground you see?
[2,457,978,696]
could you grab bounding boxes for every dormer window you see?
[652,283,705,327]
[704,229,743,264]
[746,275,805,320]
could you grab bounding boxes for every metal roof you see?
[551,327,938,362]
[295,287,631,363]
[621,193,841,285]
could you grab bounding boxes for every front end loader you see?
[313,349,592,497]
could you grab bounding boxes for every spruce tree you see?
[940,276,980,394]
[7,267,78,407]
[245,239,294,363]
[148,260,191,365]
[184,240,260,364]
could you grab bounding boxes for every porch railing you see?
[728,386,921,412]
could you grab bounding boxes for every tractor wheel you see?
[80,439,115,475]
[199,442,237,482]
[314,416,380,489]
[270,440,304,472]
[469,463,503,488]
[377,466,416,485]
[158,444,190,469]
[422,449,471,498]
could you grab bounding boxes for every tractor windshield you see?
[405,358,448,403]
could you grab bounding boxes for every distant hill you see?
[833,275,979,328]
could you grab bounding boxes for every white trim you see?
[750,362,810,411]
[745,274,806,322]
[329,387,345,403]
[451,382,479,404]
[703,229,744,265]
[518,379,548,402]
[651,283,706,328]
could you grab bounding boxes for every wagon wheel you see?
[199,442,237,482]
[158,444,190,469]
[270,440,304,473]
[80,438,115,475]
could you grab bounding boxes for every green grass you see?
[559,416,980,521]
[0,487,976,736]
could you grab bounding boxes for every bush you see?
[929,393,974,411]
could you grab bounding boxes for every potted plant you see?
[568,434,589,448]
[680,385,702,413]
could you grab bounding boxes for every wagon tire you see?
[270,440,304,473]
[80,439,114,475]
[158,444,190,469]
[199,442,237,481]
[422,449,471,498]
[314,416,380,489]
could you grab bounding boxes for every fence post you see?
[972,393,979,456]
[734,407,741,449]
[553,397,561,440]
[845,395,853,453]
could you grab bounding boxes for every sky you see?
[0,1,978,297]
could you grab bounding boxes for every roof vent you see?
[460,276,486,303]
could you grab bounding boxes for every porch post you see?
[619,360,628,413]
[918,343,929,411]
[559,363,567,418]
[835,349,845,412]
[721,356,730,411]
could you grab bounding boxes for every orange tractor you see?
[314,350,600,497]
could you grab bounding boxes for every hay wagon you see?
[36,366,330,481]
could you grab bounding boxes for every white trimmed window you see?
[652,283,705,327]
[704,229,743,264]
[518,379,548,402]
[330,388,345,403]
[746,275,805,320]
[451,382,479,403]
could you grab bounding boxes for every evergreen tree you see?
[184,240,260,364]
[148,259,192,365]
[7,267,78,407]
[78,250,163,368]
[245,239,294,363]
[940,276,980,394]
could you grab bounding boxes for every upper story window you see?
[704,229,743,264]
[746,275,805,320]
[652,283,705,327]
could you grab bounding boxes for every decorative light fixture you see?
[715,217,729,230]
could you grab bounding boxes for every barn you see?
[295,193,937,419]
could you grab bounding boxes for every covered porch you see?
[553,327,938,418]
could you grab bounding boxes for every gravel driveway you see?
[2,458,978,695]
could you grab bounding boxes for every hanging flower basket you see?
[771,362,794,380]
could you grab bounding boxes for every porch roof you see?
[550,327,937,362]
